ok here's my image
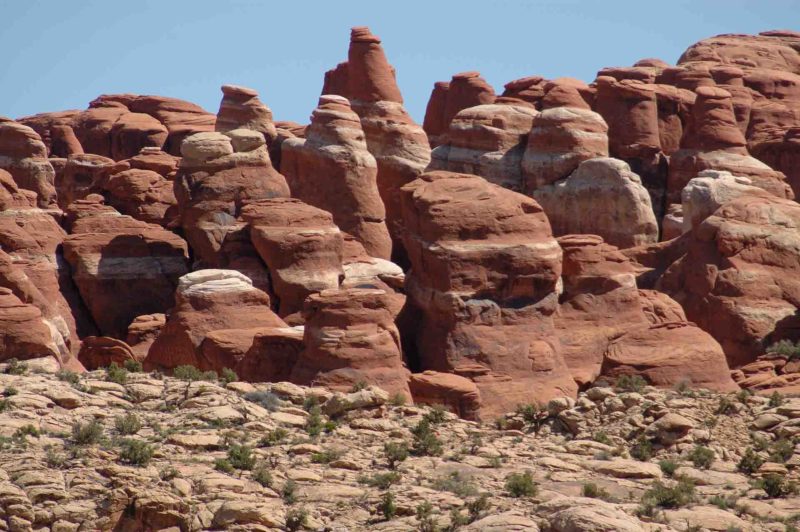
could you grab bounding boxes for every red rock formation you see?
[216,85,277,145]
[63,196,189,338]
[126,313,166,361]
[521,106,609,193]
[281,95,391,259]
[17,110,81,156]
[290,288,411,398]
[401,171,577,418]
[57,154,116,210]
[540,78,594,109]
[51,125,84,158]
[409,371,482,421]
[242,198,344,318]
[422,81,451,147]
[0,121,57,207]
[429,103,537,192]
[0,287,63,364]
[103,168,177,226]
[658,192,800,367]
[202,326,303,383]
[442,72,496,131]
[78,336,137,369]
[145,270,287,372]
[174,129,290,271]
[501,76,548,107]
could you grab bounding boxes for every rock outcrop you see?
[0,120,57,207]
[281,95,391,259]
[534,158,659,248]
[401,171,577,418]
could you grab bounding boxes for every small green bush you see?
[114,413,142,435]
[123,359,143,372]
[708,494,734,510]
[659,459,679,477]
[582,482,611,500]
[758,473,797,498]
[769,391,785,408]
[259,428,288,447]
[227,444,256,470]
[593,431,612,445]
[118,439,154,466]
[431,471,478,498]
[72,419,103,445]
[14,424,40,439]
[350,380,368,392]
[358,471,401,489]
[306,405,324,437]
[244,390,282,411]
[285,508,308,531]
[220,368,238,384]
[423,404,448,425]
[642,478,695,509]
[282,480,298,504]
[311,448,345,464]
[106,363,128,384]
[716,397,736,415]
[383,441,409,469]
[738,448,765,475]
[2,386,17,397]
[466,493,491,522]
[615,374,647,393]
[4,358,27,375]
[389,392,407,406]
[504,471,537,498]
[172,365,217,382]
[57,370,81,385]
[767,339,800,360]
[214,458,234,473]
[416,501,437,532]
[769,438,795,463]
[630,435,654,462]
[44,445,66,468]
[253,464,272,487]
[378,491,396,520]
[688,445,715,469]
[411,418,443,456]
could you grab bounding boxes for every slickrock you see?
[534,157,659,249]
[145,269,287,372]
[281,95,391,259]
[401,171,577,418]
[62,196,189,338]
[290,288,411,397]
[521,106,609,193]
[216,84,277,144]
[429,103,537,191]
[242,198,344,318]
[681,170,768,232]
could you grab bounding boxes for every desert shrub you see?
[4,358,27,375]
[244,390,282,411]
[615,374,647,393]
[716,397,736,415]
[214,458,234,473]
[737,448,764,475]
[423,404,448,425]
[378,491,396,520]
[159,467,179,481]
[708,494,735,510]
[282,480,298,504]
[310,448,345,464]
[227,444,256,470]
[57,370,81,385]
[431,471,478,498]
[630,435,654,461]
[411,418,443,456]
[350,380,368,392]
[219,368,238,384]
[504,471,537,498]
[114,413,142,435]
[172,365,216,382]
[71,419,103,445]
[415,501,437,532]
[285,508,308,531]
[688,445,714,469]
[118,439,154,466]
[389,392,407,406]
[582,482,611,500]
[383,441,409,469]
[253,464,273,487]
[736,389,753,404]
[769,391,785,408]
[106,363,128,384]
[593,431,612,445]
[466,493,491,522]
[305,405,324,437]
[769,438,795,463]
[44,445,66,468]
[358,471,401,489]
[659,459,679,477]
[767,339,800,359]
[2,386,17,397]
[123,359,143,372]
[641,478,695,509]
[758,473,797,498]
[259,428,288,447]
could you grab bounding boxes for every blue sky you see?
[1,0,798,124]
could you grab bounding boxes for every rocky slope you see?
[2,360,800,531]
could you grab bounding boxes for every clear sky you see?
[1,0,798,124]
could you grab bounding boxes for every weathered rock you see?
[439,72,496,135]
[281,95,391,259]
[77,336,137,369]
[145,270,287,371]
[409,371,481,420]
[401,171,577,418]
[62,197,189,338]
[242,198,344,318]
[534,157,658,249]
[0,121,57,207]
[215,84,277,146]
[291,288,410,397]
[102,168,177,226]
[429,103,537,192]
[521,106,608,193]
[422,81,451,147]
[0,287,62,364]
[681,170,767,232]
[57,154,115,209]
[540,77,593,109]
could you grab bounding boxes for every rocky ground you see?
[2,360,800,531]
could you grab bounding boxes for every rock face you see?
[63,197,189,339]
[534,158,659,249]
[57,154,115,210]
[680,170,767,232]
[215,85,277,146]
[145,270,288,372]
[401,171,577,418]
[0,287,62,363]
[554,235,735,391]
[429,103,537,191]
[290,288,411,397]
[0,121,57,207]
[174,129,290,270]
[281,95,391,259]
[423,72,497,147]
[322,26,431,263]
[659,192,800,367]
[242,198,344,318]
[521,107,609,194]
